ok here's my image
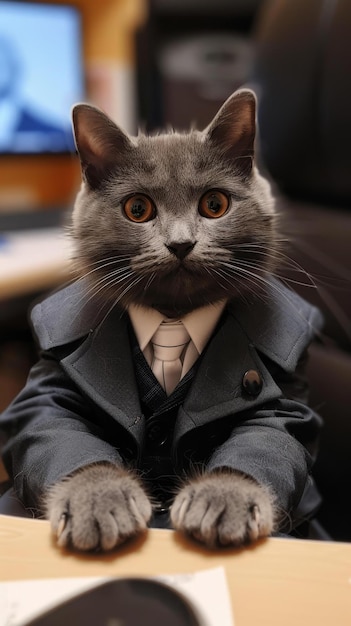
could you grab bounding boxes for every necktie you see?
[151,321,190,395]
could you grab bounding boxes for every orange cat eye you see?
[123,195,155,223]
[198,190,229,218]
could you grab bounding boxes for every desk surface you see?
[0,515,350,625]
[0,228,72,300]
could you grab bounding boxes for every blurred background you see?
[0,0,350,541]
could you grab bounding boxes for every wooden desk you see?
[0,228,72,300]
[0,515,350,625]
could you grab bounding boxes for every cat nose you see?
[166,241,196,260]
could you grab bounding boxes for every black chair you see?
[252,0,351,541]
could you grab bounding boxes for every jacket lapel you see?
[174,312,282,443]
[60,309,145,449]
[59,305,282,448]
[37,277,319,451]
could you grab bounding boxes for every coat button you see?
[147,421,168,446]
[242,369,263,397]
[153,502,170,514]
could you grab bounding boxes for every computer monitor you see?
[0,1,84,155]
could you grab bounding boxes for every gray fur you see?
[46,464,152,551]
[71,89,276,316]
[46,89,277,551]
[171,471,276,547]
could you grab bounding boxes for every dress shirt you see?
[128,300,227,381]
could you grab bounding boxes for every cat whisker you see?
[144,271,157,292]
[90,273,146,327]
[116,274,145,305]
[210,268,233,292]
[73,254,132,268]
[58,255,133,295]
[69,254,132,275]
[76,268,134,302]
[232,241,349,289]
[92,269,136,295]
[289,237,351,283]
[74,262,131,285]
[228,242,309,273]
[229,254,351,341]
[91,297,122,330]
[211,267,254,306]
[218,260,323,331]
[71,269,136,320]
[224,257,319,291]
[214,260,274,301]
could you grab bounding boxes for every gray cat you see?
[0,89,322,551]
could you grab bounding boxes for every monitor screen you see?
[0,1,84,154]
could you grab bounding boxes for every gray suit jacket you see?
[0,278,323,530]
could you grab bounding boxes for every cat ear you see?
[72,104,133,189]
[205,89,256,177]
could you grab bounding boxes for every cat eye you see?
[198,190,229,219]
[123,194,155,223]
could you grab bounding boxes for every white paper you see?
[0,567,234,626]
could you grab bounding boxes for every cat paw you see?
[170,471,275,548]
[45,464,152,552]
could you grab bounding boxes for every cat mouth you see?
[164,258,199,275]
[139,266,224,316]
[160,262,201,285]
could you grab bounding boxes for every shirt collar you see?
[128,300,227,355]
[182,300,227,354]
[128,305,164,351]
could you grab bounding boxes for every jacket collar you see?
[128,300,227,355]
[31,276,322,364]
[30,277,323,447]
[31,279,114,349]
[228,277,323,371]
[58,302,282,448]
[175,311,283,442]
[59,307,145,449]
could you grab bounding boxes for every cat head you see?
[71,89,277,317]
